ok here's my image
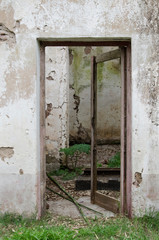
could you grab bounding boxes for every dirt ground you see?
[46,176,90,202]
[46,174,120,219]
[46,176,120,202]
[46,176,119,218]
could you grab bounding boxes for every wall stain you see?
[135,1,159,34]
[84,46,92,55]
[45,103,52,118]
[73,93,80,114]
[133,171,143,187]
[69,49,73,65]
[0,147,14,162]
[46,71,56,81]
[19,169,24,175]
[0,23,15,44]
[137,39,159,126]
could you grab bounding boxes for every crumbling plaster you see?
[45,47,69,170]
[0,0,158,217]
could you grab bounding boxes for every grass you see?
[0,211,159,239]
[107,152,120,168]
[97,163,102,168]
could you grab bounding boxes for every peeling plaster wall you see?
[45,47,69,170]
[0,0,159,216]
[69,46,121,144]
[131,34,159,215]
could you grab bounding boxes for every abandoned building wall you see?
[0,35,38,215]
[69,47,121,144]
[45,47,69,170]
[0,0,158,217]
[131,34,159,215]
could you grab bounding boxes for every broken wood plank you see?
[95,191,119,214]
[96,49,121,63]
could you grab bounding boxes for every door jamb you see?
[38,39,132,218]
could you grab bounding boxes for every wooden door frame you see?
[38,39,132,219]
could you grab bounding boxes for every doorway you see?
[38,39,132,218]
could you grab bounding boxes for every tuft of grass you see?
[107,152,120,168]
[97,162,102,168]
[137,211,159,232]
[0,213,23,226]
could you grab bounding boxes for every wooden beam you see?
[95,192,119,213]
[120,45,132,218]
[41,41,130,47]
[91,56,97,204]
[96,49,121,63]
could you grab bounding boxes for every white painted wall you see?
[0,0,158,217]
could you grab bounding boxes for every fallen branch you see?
[46,186,103,216]
[47,173,88,224]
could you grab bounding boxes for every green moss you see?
[97,62,104,91]
[106,61,120,75]
[71,48,83,95]
[83,57,90,67]
[71,47,92,95]
[70,47,120,95]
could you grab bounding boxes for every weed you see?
[97,162,102,168]
[60,144,90,169]
[107,152,120,168]
[60,144,91,156]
